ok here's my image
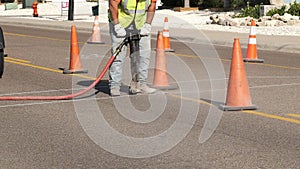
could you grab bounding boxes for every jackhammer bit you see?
[113,31,144,94]
[128,32,142,94]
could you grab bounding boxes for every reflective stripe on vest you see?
[119,0,150,30]
[123,0,149,14]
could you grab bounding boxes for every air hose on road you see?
[0,37,129,101]
[0,1,145,100]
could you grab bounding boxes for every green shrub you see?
[266,2,300,16]
[235,2,260,18]
[287,1,300,16]
[266,5,286,16]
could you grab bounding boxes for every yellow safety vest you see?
[111,0,150,30]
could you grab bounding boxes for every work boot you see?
[140,84,156,94]
[129,81,141,95]
[110,87,120,97]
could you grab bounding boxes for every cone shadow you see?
[200,98,224,107]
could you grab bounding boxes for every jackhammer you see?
[0,34,139,100]
[127,31,143,94]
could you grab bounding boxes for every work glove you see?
[140,23,152,36]
[114,24,126,37]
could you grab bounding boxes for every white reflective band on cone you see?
[164,23,169,30]
[248,38,256,44]
[250,27,256,35]
[163,31,169,37]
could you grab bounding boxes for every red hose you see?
[0,55,116,100]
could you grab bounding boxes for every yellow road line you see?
[5,57,31,63]
[6,60,61,73]
[5,59,96,80]
[174,53,199,59]
[174,53,300,71]
[169,94,300,125]
[249,62,300,71]
[4,32,111,47]
[168,93,211,106]
[174,53,231,62]
[5,56,300,125]
[5,31,300,71]
[4,32,300,70]
[243,110,300,125]
[4,32,71,43]
[286,113,300,118]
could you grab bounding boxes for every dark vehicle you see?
[0,26,5,78]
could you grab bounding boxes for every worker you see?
[108,0,157,96]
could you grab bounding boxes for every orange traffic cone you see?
[32,1,38,17]
[152,31,177,90]
[62,25,88,74]
[87,16,105,44]
[220,38,257,111]
[244,20,264,63]
[162,17,175,52]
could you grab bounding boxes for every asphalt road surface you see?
[0,24,299,168]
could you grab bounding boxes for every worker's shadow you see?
[76,80,130,97]
[76,80,109,96]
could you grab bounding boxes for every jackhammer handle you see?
[113,33,148,57]
[114,38,128,57]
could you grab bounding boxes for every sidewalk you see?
[1,2,300,53]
